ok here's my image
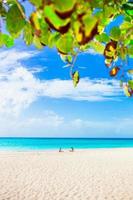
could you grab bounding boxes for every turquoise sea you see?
[0,138,133,150]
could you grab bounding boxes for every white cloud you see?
[64,117,133,138]
[1,113,133,137]
[29,66,48,74]
[68,118,113,130]
[42,78,122,102]
[0,49,123,116]
[20,111,64,128]
[0,49,43,115]
[0,48,131,137]
[0,67,41,115]
[0,49,35,71]
[0,110,64,136]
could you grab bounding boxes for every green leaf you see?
[48,32,60,48]
[0,33,4,47]
[110,27,121,41]
[23,23,33,45]
[6,4,26,37]
[30,11,41,33]
[40,33,49,46]
[0,33,14,48]
[33,35,42,49]
[6,0,16,4]
[128,80,133,90]
[44,5,70,33]
[39,20,49,46]
[56,33,73,54]
[105,50,115,58]
[103,5,115,18]
[122,2,133,17]
[123,86,131,97]
[2,34,14,47]
[124,38,130,45]
[82,14,98,41]
[128,45,133,57]
[89,41,105,54]
[0,2,6,17]
[67,55,73,63]
[130,40,133,45]
[60,54,73,63]
[90,0,103,9]
[120,21,132,30]
[96,33,110,43]
[54,0,76,14]
[72,71,80,87]
[29,0,42,8]
[73,20,82,44]
[73,14,98,45]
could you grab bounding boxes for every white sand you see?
[0,149,133,200]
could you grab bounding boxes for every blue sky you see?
[0,3,133,138]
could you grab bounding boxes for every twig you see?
[70,50,80,78]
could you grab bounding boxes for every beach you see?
[0,149,133,200]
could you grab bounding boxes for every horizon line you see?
[0,137,133,140]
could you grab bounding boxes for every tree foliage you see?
[0,0,133,96]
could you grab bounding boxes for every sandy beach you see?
[0,149,133,200]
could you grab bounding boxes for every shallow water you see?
[0,138,133,150]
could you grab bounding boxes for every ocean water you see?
[0,138,133,150]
